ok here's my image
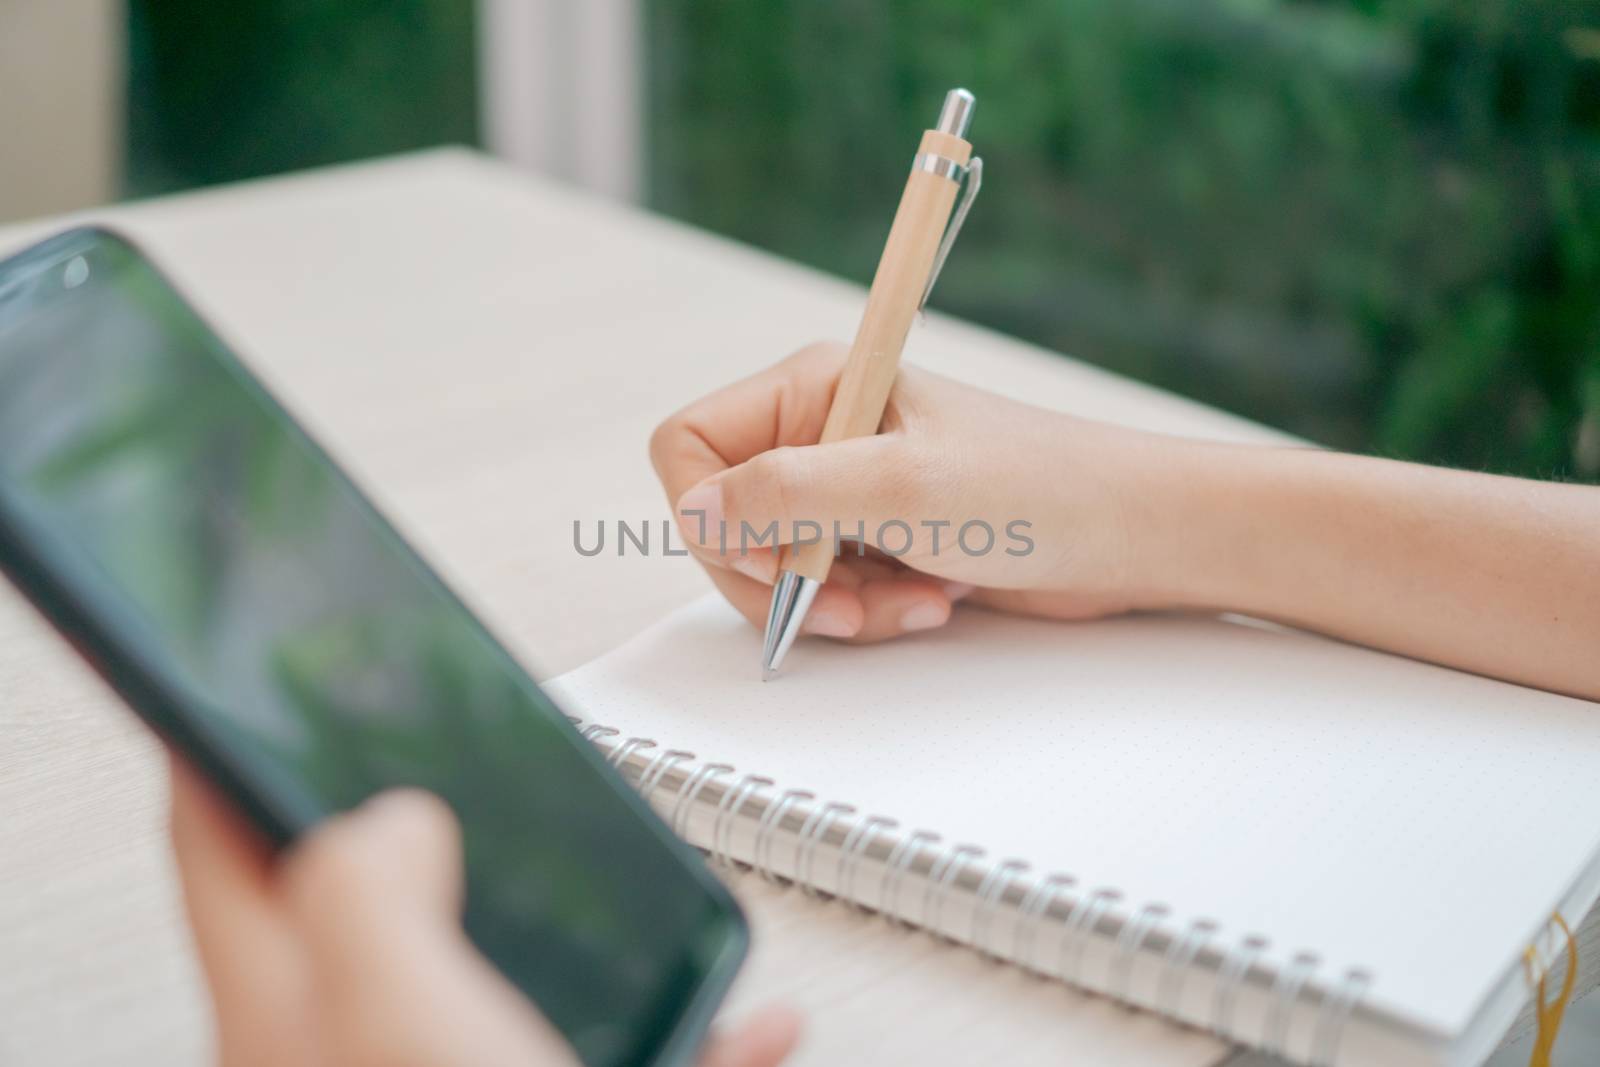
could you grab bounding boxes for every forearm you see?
[1148,443,1600,701]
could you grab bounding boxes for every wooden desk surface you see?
[0,150,1568,1065]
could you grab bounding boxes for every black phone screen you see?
[0,229,744,1067]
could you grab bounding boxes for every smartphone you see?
[0,228,747,1067]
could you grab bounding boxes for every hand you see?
[168,759,802,1067]
[651,341,1188,642]
[652,341,1600,700]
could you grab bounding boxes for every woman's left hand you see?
[167,757,801,1067]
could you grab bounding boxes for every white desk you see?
[0,150,1575,1066]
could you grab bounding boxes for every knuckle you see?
[648,413,686,475]
[736,447,805,524]
[785,340,849,373]
[281,818,366,904]
[763,447,808,521]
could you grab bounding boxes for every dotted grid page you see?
[548,596,1600,1045]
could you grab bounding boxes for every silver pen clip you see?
[919,155,983,313]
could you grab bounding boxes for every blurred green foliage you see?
[127,1,1600,480]
[646,0,1600,480]
[126,0,477,193]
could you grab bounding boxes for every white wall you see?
[0,0,123,224]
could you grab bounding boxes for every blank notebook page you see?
[549,596,1600,1043]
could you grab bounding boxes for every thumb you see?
[675,434,916,558]
[281,791,576,1066]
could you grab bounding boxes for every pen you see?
[761,88,984,679]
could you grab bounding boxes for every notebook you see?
[544,596,1600,1067]
[710,864,1229,1067]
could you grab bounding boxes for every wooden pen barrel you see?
[779,128,973,583]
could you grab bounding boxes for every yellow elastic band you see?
[1522,912,1576,1067]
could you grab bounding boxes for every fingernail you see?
[675,481,723,547]
[900,602,949,632]
[731,555,771,584]
[804,608,857,638]
[942,582,977,603]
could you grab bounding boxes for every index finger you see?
[649,341,847,509]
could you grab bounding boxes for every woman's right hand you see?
[653,341,1600,702]
[650,342,1198,643]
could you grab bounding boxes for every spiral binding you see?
[1312,970,1372,1067]
[1213,934,1269,1036]
[569,715,1372,1065]
[1157,918,1217,1018]
[795,803,856,898]
[971,859,1028,956]
[1014,873,1074,971]
[607,736,655,768]
[1111,902,1170,1003]
[755,789,812,885]
[672,763,732,839]
[636,748,693,802]
[923,844,984,939]
[838,816,898,910]
[1060,888,1121,986]
[1265,952,1321,1056]
[712,775,772,868]
[880,830,941,927]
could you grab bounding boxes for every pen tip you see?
[761,572,819,682]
